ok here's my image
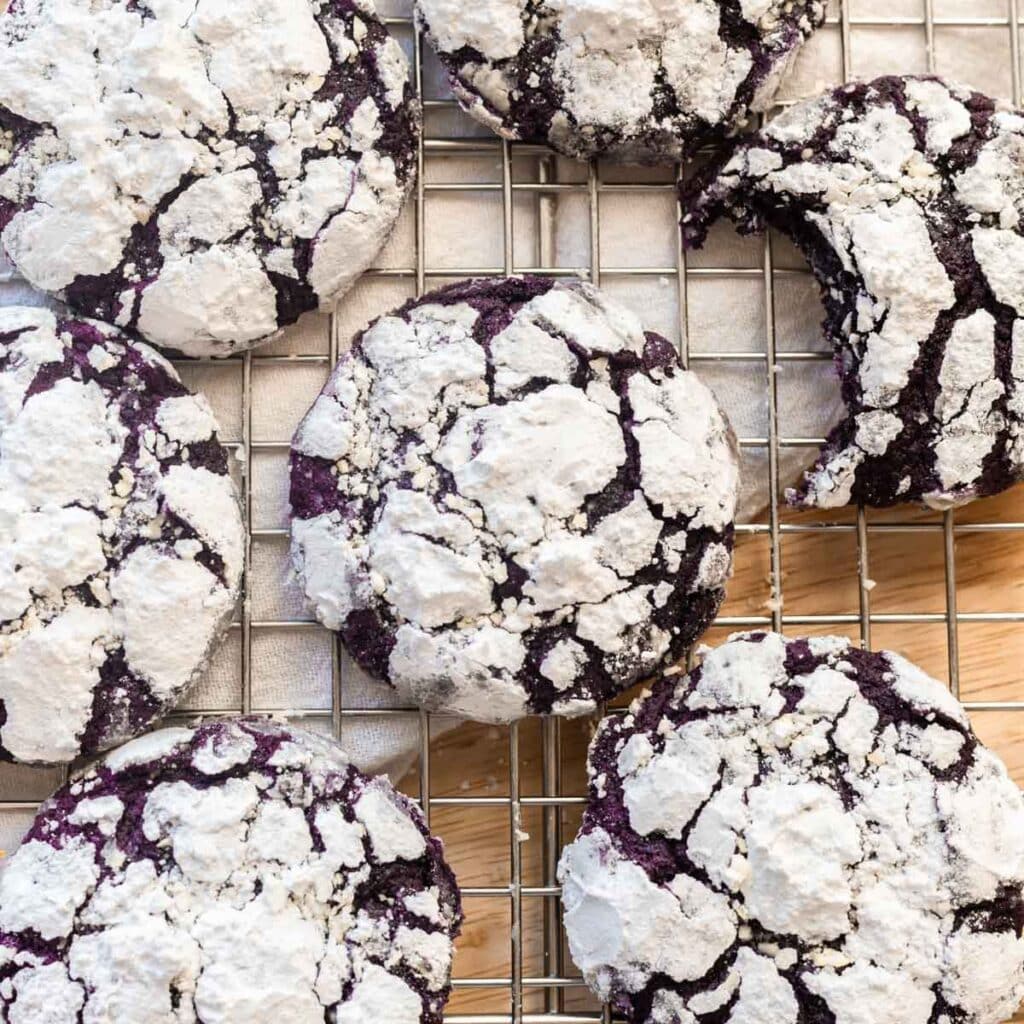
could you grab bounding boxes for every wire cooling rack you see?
[1,1,1023,1022]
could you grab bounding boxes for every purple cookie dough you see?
[0,306,244,765]
[414,0,825,162]
[0,0,419,358]
[288,277,739,722]
[680,75,1024,510]
[0,718,462,1024]
[558,632,1024,1024]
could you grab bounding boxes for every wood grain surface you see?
[399,482,1024,1019]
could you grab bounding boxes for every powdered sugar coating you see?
[559,632,1024,1024]
[0,718,461,1023]
[0,307,243,764]
[414,0,825,162]
[0,0,418,357]
[681,75,1024,509]
[288,277,739,722]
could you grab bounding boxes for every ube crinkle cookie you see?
[414,0,825,162]
[0,718,462,1023]
[558,631,1024,1024]
[0,307,244,765]
[681,75,1024,509]
[289,276,739,722]
[0,0,418,357]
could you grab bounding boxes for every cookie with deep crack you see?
[680,75,1024,509]
[558,631,1024,1024]
[0,718,462,1023]
[0,307,243,765]
[414,0,825,162]
[288,276,739,722]
[0,0,418,357]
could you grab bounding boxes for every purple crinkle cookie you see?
[414,0,825,162]
[0,0,419,358]
[0,306,244,765]
[558,631,1024,1024]
[0,718,462,1023]
[288,276,740,723]
[680,75,1024,510]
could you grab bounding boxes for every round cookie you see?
[289,276,739,722]
[0,0,418,357]
[558,631,1024,1024]
[680,75,1024,509]
[0,307,243,764]
[0,718,462,1023]
[414,0,826,162]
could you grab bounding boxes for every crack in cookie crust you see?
[288,277,740,722]
[0,718,462,1024]
[0,0,418,357]
[414,0,825,162]
[0,307,244,764]
[558,631,1024,1024]
[680,75,1024,510]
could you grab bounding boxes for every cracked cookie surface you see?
[288,276,739,722]
[414,0,825,162]
[0,306,243,764]
[680,75,1024,509]
[559,631,1024,1024]
[0,0,418,357]
[0,718,462,1024]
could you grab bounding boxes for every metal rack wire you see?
[0,1,1022,1022]
[387,3,1024,1021]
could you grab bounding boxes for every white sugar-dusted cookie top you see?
[289,277,739,722]
[415,0,825,161]
[0,307,243,763]
[681,75,1024,510]
[0,718,462,1023]
[0,0,418,356]
[559,632,1024,1024]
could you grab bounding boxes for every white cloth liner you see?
[0,0,1009,849]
